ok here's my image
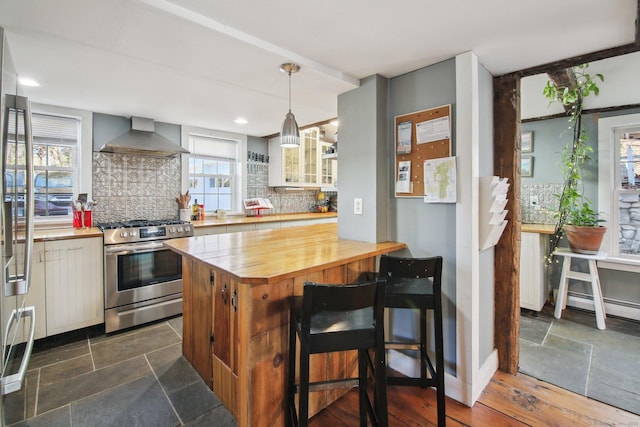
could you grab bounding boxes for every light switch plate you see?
[529,195,540,210]
[354,198,363,215]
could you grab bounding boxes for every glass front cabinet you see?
[269,127,337,188]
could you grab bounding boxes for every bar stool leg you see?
[298,339,311,427]
[358,350,368,427]
[588,259,607,330]
[434,292,446,426]
[554,256,571,319]
[287,316,297,427]
[419,308,427,387]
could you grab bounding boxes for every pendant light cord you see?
[288,70,292,113]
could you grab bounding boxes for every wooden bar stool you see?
[287,280,388,427]
[379,255,445,427]
[553,248,607,330]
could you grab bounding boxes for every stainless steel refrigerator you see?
[0,26,36,426]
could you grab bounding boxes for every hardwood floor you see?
[309,370,640,426]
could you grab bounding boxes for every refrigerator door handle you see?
[2,105,12,260]
[16,95,34,294]
[1,306,35,395]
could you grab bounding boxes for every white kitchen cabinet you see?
[194,226,229,237]
[45,237,104,335]
[269,127,337,188]
[520,232,548,312]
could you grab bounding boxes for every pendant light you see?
[280,63,301,147]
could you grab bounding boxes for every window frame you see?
[181,126,246,215]
[29,103,92,225]
[597,112,640,272]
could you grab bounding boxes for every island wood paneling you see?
[169,223,406,427]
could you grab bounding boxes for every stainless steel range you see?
[98,219,194,333]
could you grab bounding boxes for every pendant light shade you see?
[280,63,301,148]
[281,111,300,147]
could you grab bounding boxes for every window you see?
[184,128,246,214]
[7,111,79,218]
[189,155,234,212]
[598,113,640,269]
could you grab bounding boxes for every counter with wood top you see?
[164,223,406,427]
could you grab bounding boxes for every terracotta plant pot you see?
[564,225,607,254]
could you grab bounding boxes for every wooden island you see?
[164,223,406,427]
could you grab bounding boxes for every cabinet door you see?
[520,232,546,311]
[185,260,214,387]
[321,141,337,186]
[212,271,239,416]
[45,237,104,335]
[268,127,323,187]
[300,128,319,185]
[213,271,238,372]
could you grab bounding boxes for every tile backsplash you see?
[521,183,562,224]
[92,153,336,223]
[92,152,181,224]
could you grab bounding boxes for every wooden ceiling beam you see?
[545,68,577,113]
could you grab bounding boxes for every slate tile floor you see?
[519,304,640,416]
[4,316,237,427]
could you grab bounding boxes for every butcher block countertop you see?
[164,222,406,284]
[22,227,103,242]
[521,223,555,234]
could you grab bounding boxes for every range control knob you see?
[120,231,128,238]
[169,227,175,233]
[177,226,183,233]
[130,230,137,237]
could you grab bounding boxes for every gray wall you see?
[92,113,180,151]
[337,60,459,372]
[337,75,389,242]
[387,59,458,373]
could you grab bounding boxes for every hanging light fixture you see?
[280,63,301,147]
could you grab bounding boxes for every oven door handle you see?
[105,243,167,255]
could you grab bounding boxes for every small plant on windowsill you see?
[543,63,606,265]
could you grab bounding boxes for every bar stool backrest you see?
[379,255,442,284]
[300,280,385,329]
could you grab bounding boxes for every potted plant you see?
[543,63,606,259]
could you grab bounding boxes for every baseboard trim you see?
[567,293,640,321]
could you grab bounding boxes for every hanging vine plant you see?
[542,63,605,264]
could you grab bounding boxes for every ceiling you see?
[0,0,636,138]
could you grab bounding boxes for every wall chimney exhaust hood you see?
[99,117,189,157]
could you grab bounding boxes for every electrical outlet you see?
[529,195,540,210]
[354,198,363,215]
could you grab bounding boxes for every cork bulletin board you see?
[394,104,451,198]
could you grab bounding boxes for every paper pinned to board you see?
[396,160,411,193]
[423,156,456,203]
[396,121,412,154]
[416,116,450,144]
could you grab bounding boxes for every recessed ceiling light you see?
[18,77,40,87]
[234,117,248,125]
